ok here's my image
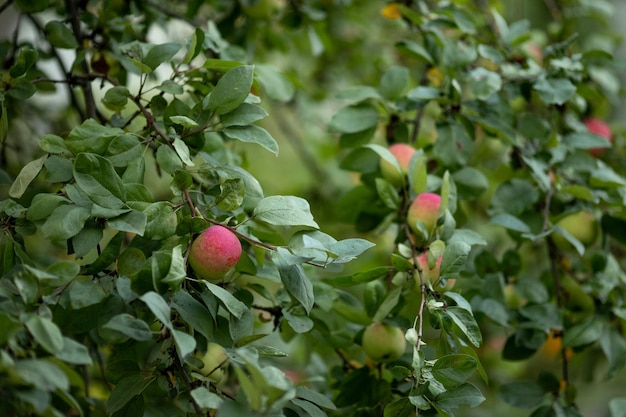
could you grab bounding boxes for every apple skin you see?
[407,193,441,246]
[198,343,227,382]
[584,117,612,157]
[415,252,454,292]
[380,143,416,186]
[362,322,406,362]
[552,211,598,251]
[189,225,242,281]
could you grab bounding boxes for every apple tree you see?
[1,1,626,417]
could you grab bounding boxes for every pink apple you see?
[380,143,416,186]
[407,193,441,245]
[584,117,612,157]
[415,252,454,292]
[188,225,242,281]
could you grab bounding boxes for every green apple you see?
[362,322,406,362]
[241,0,282,19]
[552,211,598,251]
[584,117,612,157]
[380,143,416,186]
[407,193,441,246]
[197,343,227,382]
[189,225,242,281]
[561,276,595,324]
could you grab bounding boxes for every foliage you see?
[0,1,625,417]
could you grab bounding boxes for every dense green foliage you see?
[1,1,625,416]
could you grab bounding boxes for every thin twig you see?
[172,353,204,416]
[0,0,14,14]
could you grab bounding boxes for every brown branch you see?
[172,352,204,416]
[65,0,104,122]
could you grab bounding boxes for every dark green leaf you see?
[498,380,545,408]
[328,104,379,134]
[223,125,279,155]
[253,195,319,228]
[74,153,126,208]
[45,21,78,49]
[432,354,478,388]
[102,314,153,341]
[144,43,181,71]
[107,374,156,413]
[208,65,254,115]
[25,315,64,354]
[41,204,90,240]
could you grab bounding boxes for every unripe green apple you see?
[362,322,406,362]
[561,276,595,324]
[197,343,227,382]
[380,143,416,186]
[552,211,598,251]
[407,193,441,246]
[241,0,282,19]
[189,225,242,281]
[415,252,454,292]
[584,117,612,157]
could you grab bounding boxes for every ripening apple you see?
[361,322,406,362]
[380,143,416,186]
[407,193,441,246]
[188,225,242,281]
[584,117,612,157]
[197,343,228,383]
[414,252,454,292]
[241,0,283,19]
[552,211,598,251]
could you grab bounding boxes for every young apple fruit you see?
[407,193,441,246]
[584,117,612,157]
[197,343,227,383]
[189,225,242,281]
[362,322,406,362]
[380,143,416,186]
[552,211,598,251]
[415,252,454,292]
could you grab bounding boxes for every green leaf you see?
[172,328,196,359]
[172,291,213,340]
[379,65,409,100]
[295,386,337,410]
[144,42,181,71]
[224,125,279,155]
[107,373,156,413]
[191,387,223,410]
[533,78,576,105]
[563,317,604,348]
[15,358,69,392]
[444,307,482,348]
[328,104,379,134]
[69,279,106,309]
[55,337,93,365]
[203,282,247,319]
[170,115,198,128]
[65,119,121,155]
[489,213,531,233]
[432,354,478,388]
[84,231,124,274]
[41,204,90,241]
[434,122,473,167]
[255,64,295,102]
[564,132,611,150]
[468,67,502,100]
[102,86,130,112]
[183,27,205,64]
[221,103,268,127]
[373,286,402,322]
[45,21,78,49]
[291,398,327,417]
[440,241,471,277]
[328,238,375,263]
[9,48,38,77]
[108,210,147,236]
[140,291,172,327]
[254,195,319,229]
[156,145,183,174]
[25,315,64,355]
[284,310,314,333]
[102,314,153,341]
[14,0,49,13]
[498,380,545,408]
[74,153,126,208]
[275,249,315,314]
[610,398,626,417]
[208,65,254,115]
[9,154,47,198]
[436,383,485,410]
